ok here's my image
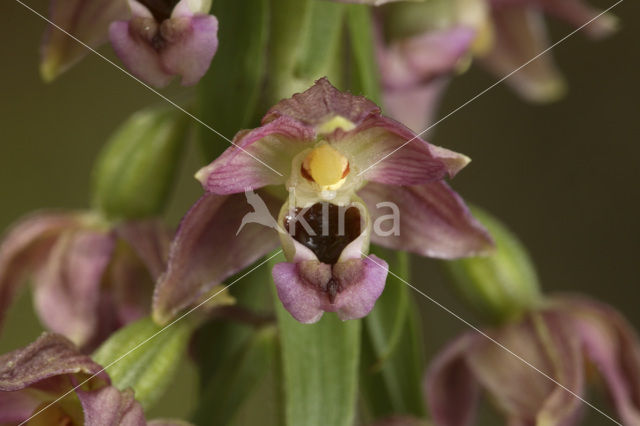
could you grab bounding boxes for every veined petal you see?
[480,6,567,103]
[262,77,380,129]
[359,181,492,259]
[0,212,79,331]
[33,230,116,349]
[272,255,387,323]
[466,312,584,424]
[424,333,480,426]
[196,116,315,194]
[40,0,129,81]
[561,296,640,425]
[116,220,172,280]
[0,390,40,423]
[109,20,174,88]
[160,14,219,86]
[336,115,470,186]
[152,191,280,324]
[0,333,108,392]
[78,386,145,426]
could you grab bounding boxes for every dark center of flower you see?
[283,203,362,264]
[140,0,179,21]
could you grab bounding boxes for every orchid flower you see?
[0,211,169,351]
[40,0,129,81]
[376,0,617,131]
[0,333,190,425]
[109,0,219,87]
[426,295,640,426]
[40,0,218,87]
[152,78,492,325]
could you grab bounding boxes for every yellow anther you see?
[303,144,349,189]
[316,115,356,134]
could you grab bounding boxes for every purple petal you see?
[489,0,618,39]
[424,333,480,426]
[78,386,145,426]
[0,390,41,423]
[561,296,640,424]
[152,191,280,324]
[379,27,475,91]
[33,230,116,349]
[0,212,79,331]
[262,77,381,129]
[465,312,584,424]
[359,181,493,259]
[336,115,470,186]
[272,255,388,323]
[40,0,129,81]
[0,333,108,392]
[196,116,315,194]
[109,20,174,88]
[160,14,219,86]
[116,219,172,280]
[480,6,567,103]
[383,78,449,134]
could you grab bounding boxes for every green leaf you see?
[92,316,195,411]
[91,107,188,220]
[266,0,346,103]
[361,249,426,420]
[294,1,346,81]
[197,0,270,160]
[346,4,382,105]
[192,326,277,425]
[270,254,361,426]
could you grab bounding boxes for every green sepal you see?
[91,107,188,220]
[360,248,426,420]
[197,0,270,161]
[269,253,361,426]
[92,316,196,411]
[443,206,542,324]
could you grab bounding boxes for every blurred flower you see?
[426,295,640,426]
[0,211,169,351]
[40,0,129,81]
[152,78,492,325]
[109,0,219,87]
[377,0,618,130]
[0,332,189,425]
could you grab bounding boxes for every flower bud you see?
[91,107,188,220]
[443,206,541,323]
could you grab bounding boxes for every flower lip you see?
[283,202,362,265]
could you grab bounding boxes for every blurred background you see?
[0,0,638,423]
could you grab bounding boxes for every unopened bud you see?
[91,107,188,220]
[443,206,541,324]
